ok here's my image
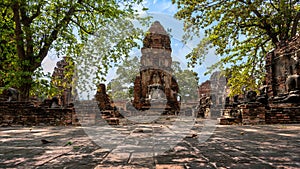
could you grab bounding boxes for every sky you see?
[41,0,219,98]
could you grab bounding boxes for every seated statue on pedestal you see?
[149,87,165,100]
[257,85,268,104]
[148,73,165,100]
[51,97,60,108]
[274,52,300,103]
[282,74,300,103]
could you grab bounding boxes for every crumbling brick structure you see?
[0,102,77,126]
[197,80,210,98]
[95,83,114,111]
[264,36,300,124]
[196,71,227,118]
[219,36,300,125]
[266,35,300,100]
[132,21,180,113]
[51,56,75,107]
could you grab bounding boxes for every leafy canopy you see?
[172,61,199,101]
[0,0,146,100]
[107,56,140,101]
[172,0,300,95]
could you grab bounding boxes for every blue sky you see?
[41,0,219,85]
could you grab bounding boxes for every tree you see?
[0,0,146,100]
[172,0,300,95]
[107,56,140,100]
[172,61,199,101]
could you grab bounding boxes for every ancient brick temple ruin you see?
[266,36,300,101]
[95,83,114,111]
[219,36,300,125]
[196,71,227,118]
[0,56,79,126]
[132,21,180,113]
[51,56,75,107]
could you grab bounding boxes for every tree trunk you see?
[18,76,33,101]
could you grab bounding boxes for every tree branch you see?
[269,0,280,12]
[28,4,42,23]
[36,0,83,68]
[71,18,94,35]
[238,22,264,29]
[250,7,279,45]
[237,0,279,45]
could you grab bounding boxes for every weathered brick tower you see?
[132,21,180,113]
[51,56,74,107]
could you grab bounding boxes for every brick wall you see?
[0,102,76,126]
[220,102,300,125]
[266,103,300,124]
[238,103,267,125]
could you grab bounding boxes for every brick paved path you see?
[0,119,299,169]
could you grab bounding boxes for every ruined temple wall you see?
[198,80,211,98]
[133,76,141,104]
[0,101,116,126]
[141,48,172,70]
[219,36,300,125]
[238,103,266,125]
[0,102,77,126]
[198,72,227,105]
[266,36,300,97]
[266,103,300,124]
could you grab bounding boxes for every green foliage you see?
[172,61,199,101]
[0,2,19,90]
[172,0,300,95]
[107,56,140,100]
[0,0,146,100]
[30,67,55,100]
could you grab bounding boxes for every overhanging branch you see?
[36,0,83,68]
[71,17,94,35]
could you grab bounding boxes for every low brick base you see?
[219,117,241,125]
[239,103,267,125]
[266,103,300,124]
[0,102,76,126]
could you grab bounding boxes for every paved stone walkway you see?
[0,118,299,169]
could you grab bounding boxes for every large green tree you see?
[107,56,140,100]
[0,0,145,100]
[172,0,300,95]
[172,61,199,101]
